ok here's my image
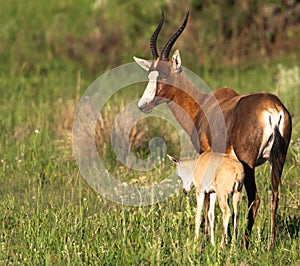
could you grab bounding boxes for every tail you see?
[269,126,286,186]
[233,171,244,192]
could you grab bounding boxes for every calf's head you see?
[167,154,195,193]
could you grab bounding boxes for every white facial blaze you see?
[138,70,159,109]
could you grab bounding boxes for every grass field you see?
[0,1,300,265]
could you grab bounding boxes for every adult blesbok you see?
[133,10,292,247]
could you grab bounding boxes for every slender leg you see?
[243,164,260,248]
[270,173,279,247]
[195,192,205,240]
[219,195,230,247]
[204,192,210,236]
[218,194,231,247]
[208,193,217,245]
[269,122,291,246]
[232,191,241,244]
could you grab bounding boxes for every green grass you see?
[0,1,300,265]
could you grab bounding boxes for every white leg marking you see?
[208,193,217,245]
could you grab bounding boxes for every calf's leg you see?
[232,191,241,243]
[195,192,205,240]
[208,192,217,245]
[218,194,231,247]
[204,192,210,236]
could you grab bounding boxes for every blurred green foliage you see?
[1,0,299,76]
[0,1,299,265]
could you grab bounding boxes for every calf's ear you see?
[167,154,179,164]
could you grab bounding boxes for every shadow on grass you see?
[276,214,300,239]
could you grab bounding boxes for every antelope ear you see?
[133,56,151,71]
[172,49,182,71]
[167,154,179,164]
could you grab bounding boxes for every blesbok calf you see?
[168,152,244,246]
[134,10,292,247]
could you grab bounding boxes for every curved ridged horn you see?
[161,10,189,60]
[150,11,164,59]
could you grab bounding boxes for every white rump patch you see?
[138,70,159,108]
[258,109,285,160]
